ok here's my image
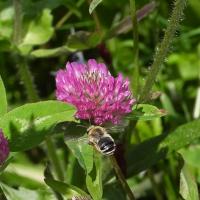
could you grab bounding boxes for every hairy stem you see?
[13,0,64,181]
[129,0,139,97]
[17,60,39,102]
[110,155,136,200]
[139,0,186,102]
[13,0,22,45]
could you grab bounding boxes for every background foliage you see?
[0,0,200,199]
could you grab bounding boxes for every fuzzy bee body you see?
[87,125,116,156]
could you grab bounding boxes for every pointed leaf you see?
[65,137,102,200]
[22,9,54,45]
[127,104,167,121]
[128,119,200,176]
[0,101,76,151]
[0,183,55,200]
[44,178,90,198]
[65,138,94,172]
[86,154,102,200]
[179,163,199,200]
[30,46,71,58]
[89,0,102,14]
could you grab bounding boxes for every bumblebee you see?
[87,125,116,156]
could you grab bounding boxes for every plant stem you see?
[55,12,72,30]
[139,0,186,102]
[110,155,136,200]
[55,0,84,30]
[129,0,139,64]
[46,137,64,181]
[13,0,64,182]
[13,0,38,102]
[17,65,64,182]
[90,9,101,31]
[17,62,64,181]
[129,0,139,97]
[17,59,39,102]
[13,0,22,45]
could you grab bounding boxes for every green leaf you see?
[135,118,163,141]
[22,9,54,45]
[89,0,102,14]
[160,93,178,117]
[30,46,72,58]
[22,0,64,16]
[127,119,200,176]
[0,182,55,200]
[0,153,16,174]
[1,162,46,189]
[65,137,102,200]
[17,44,33,56]
[0,101,76,151]
[86,154,103,200]
[103,182,126,200]
[65,137,94,172]
[0,75,7,117]
[67,31,102,51]
[179,145,200,168]
[127,104,167,121]
[44,178,90,199]
[0,7,14,39]
[179,163,199,200]
[167,53,200,80]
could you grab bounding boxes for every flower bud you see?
[0,129,9,165]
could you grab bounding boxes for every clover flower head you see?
[56,59,136,125]
[0,129,9,165]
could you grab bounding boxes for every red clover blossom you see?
[56,59,136,125]
[0,129,9,165]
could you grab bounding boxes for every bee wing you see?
[64,134,88,144]
[104,119,129,133]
